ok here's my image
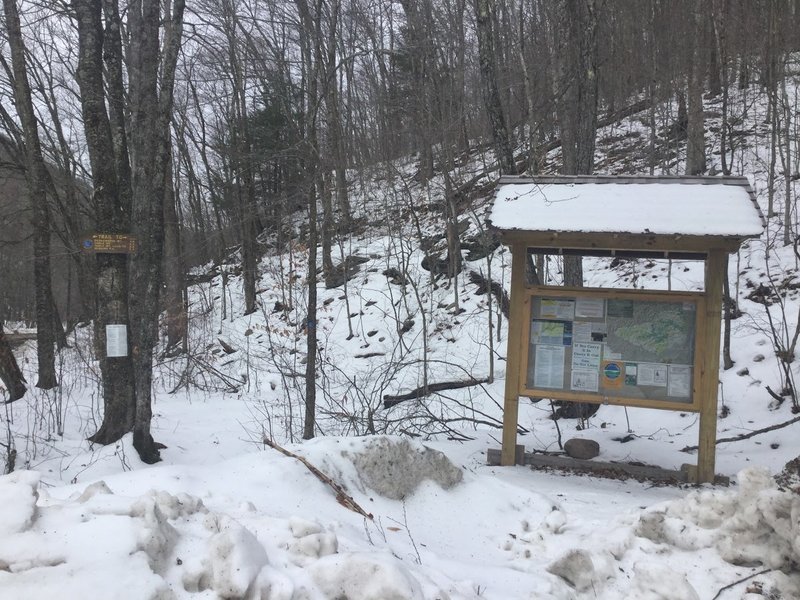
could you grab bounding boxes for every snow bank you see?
[0,465,459,600]
[0,470,39,536]
[300,436,463,501]
[351,437,463,500]
[636,468,800,571]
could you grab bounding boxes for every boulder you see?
[564,438,600,460]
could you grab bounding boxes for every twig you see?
[263,437,373,520]
[682,414,800,452]
[550,400,563,450]
[711,568,772,600]
[765,385,788,405]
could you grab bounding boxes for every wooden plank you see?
[5,331,37,344]
[696,249,725,483]
[487,448,691,483]
[501,243,528,465]
[517,388,700,412]
[525,285,703,302]
[498,231,741,254]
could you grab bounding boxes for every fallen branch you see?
[711,568,772,600]
[263,437,373,520]
[682,414,800,452]
[187,354,240,392]
[384,377,490,408]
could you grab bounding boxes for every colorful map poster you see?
[531,320,573,346]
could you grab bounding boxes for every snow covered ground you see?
[0,421,798,599]
[2,79,800,598]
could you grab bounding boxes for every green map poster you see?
[605,301,695,364]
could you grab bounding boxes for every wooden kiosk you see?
[488,175,765,483]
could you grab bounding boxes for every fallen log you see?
[384,377,490,408]
[681,413,800,452]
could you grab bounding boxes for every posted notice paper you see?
[533,344,566,389]
[571,342,602,370]
[571,369,599,392]
[540,299,575,321]
[668,364,692,398]
[637,363,668,387]
[575,297,605,319]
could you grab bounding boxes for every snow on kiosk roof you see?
[489,175,765,254]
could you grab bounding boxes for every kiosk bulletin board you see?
[521,287,704,412]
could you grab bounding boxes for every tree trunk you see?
[72,0,136,444]
[558,0,598,287]
[295,0,322,440]
[3,0,58,389]
[474,0,517,174]
[321,172,335,284]
[305,181,318,440]
[686,1,706,176]
[713,0,731,175]
[220,0,258,316]
[707,7,722,98]
[396,0,435,180]
[162,151,187,353]
[127,0,185,464]
[0,323,26,402]
[325,0,351,231]
[722,255,734,370]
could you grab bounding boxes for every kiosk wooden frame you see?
[488,175,765,483]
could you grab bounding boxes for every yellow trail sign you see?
[80,233,138,254]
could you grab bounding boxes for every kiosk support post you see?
[501,244,528,465]
[697,249,726,483]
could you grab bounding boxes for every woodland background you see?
[2,0,800,463]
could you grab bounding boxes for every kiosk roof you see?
[489,175,765,239]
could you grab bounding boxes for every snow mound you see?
[0,464,467,600]
[348,437,463,500]
[636,467,800,570]
[0,470,39,536]
[623,563,700,600]
[181,513,268,597]
[308,552,426,600]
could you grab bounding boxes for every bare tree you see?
[474,0,517,174]
[2,0,57,388]
[685,0,706,176]
[557,0,599,287]
[71,0,186,462]
[72,0,137,443]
